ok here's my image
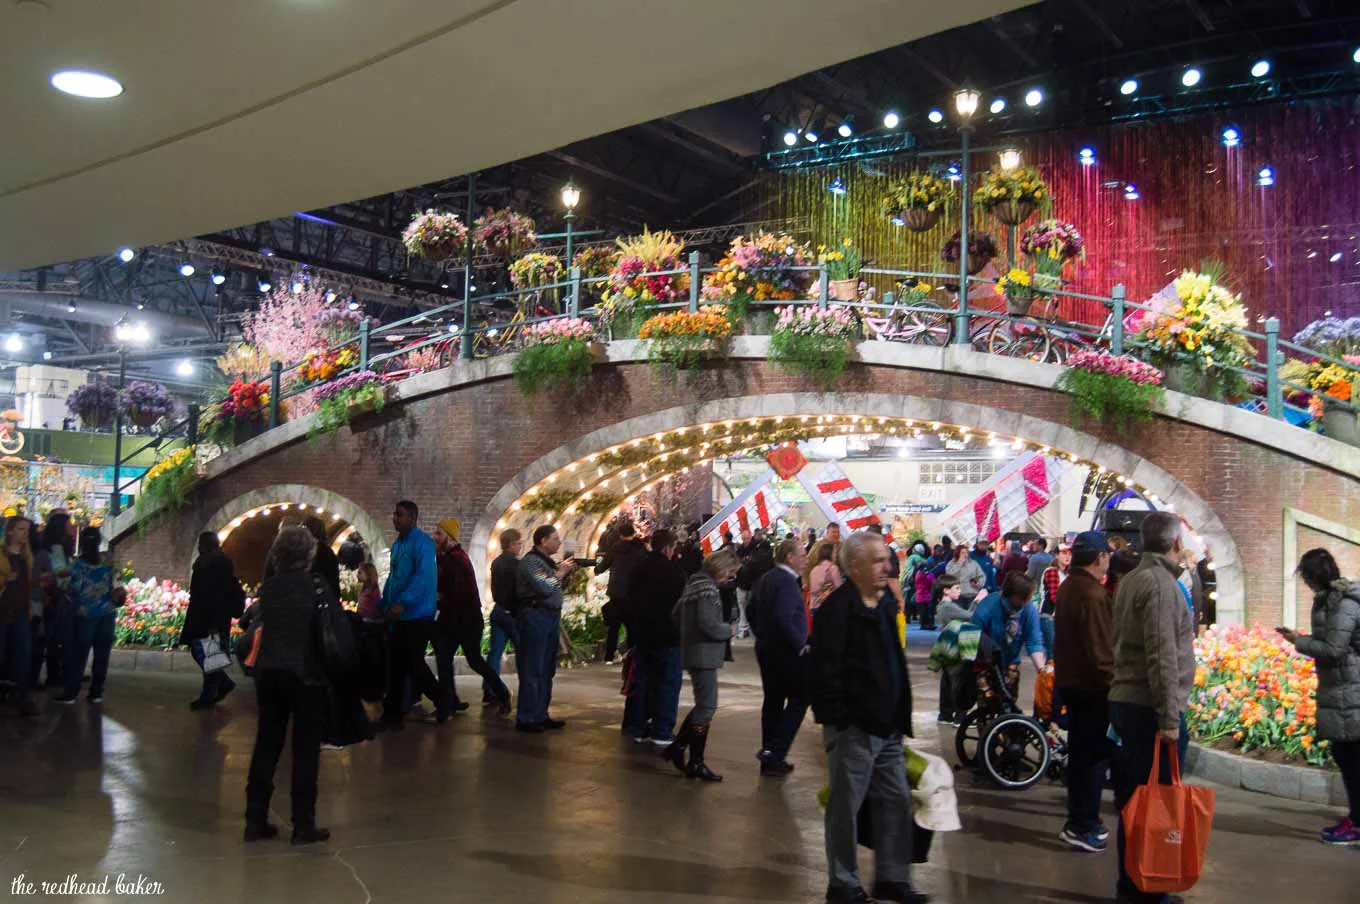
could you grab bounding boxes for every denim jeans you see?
[483,606,518,698]
[626,643,682,741]
[1109,701,1189,902]
[189,632,236,707]
[515,607,560,726]
[65,612,115,698]
[0,617,33,696]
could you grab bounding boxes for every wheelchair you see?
[953,660,1067,791]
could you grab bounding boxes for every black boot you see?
[662,712,693,774]
[686,723,722,782]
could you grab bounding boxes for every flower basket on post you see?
[401,210,468,262]
[201,380,272,448]
[1055,351,1165,435]
[975,166,1048,227]
[511,318,599,396]
[990,200,1037,226]
[881,170,950,233]
[1020,219,1085,294]
[996,268,1038,316]
[65,381,121,431]
[769,305,858,388]
[639,308,732,372]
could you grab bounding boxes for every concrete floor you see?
[0,637,1354,903]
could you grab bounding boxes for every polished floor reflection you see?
[0,640,1353,903]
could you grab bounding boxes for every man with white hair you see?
[810,531,924,904]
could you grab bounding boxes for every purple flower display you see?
[314,370,382,403]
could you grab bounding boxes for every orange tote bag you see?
[1122,741,1216,894]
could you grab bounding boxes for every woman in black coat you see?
[244,525,334,845]
[183,532,245,711]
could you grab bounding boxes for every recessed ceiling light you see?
[50,69,124,99]
[927,109,944,124]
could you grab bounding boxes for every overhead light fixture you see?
[4,334,24,354]
[258,279,272,293]
[176,359,195,377]
[804,129,819,143]
[989,97,1007,114]
[42,351,53,361]
[782,130,798,147]
[883,110,900,129]
[210,271,226,285]
[945,164,962,182]
[1354,46,1360,64]
[1330,252,1343,263]
[448,323,461,334]
[1078,146,1096,165]
[50,69,123,99]
[66,300,78,314]
[837,119,853,138]
[1221,126,1241,147]
[347,298,360,311]
[891,215,905,227]
[954,87,980,119]
[114,315,151,345]
[1024,88,1043,107]
[1124,183,1141,200]
[1257,166,1274,186]
[290,280,303,294]
[999,148,1022,171]
[1250,59,1271,78]
[828,177,847,195]
[117,248,135,263]
[178,262,195,277]
[560,180,581,210]
[1181,67,1202,87]
[927,109,944,124]
[135,300,145,310]
[324,290,337,303]
[1120,78,1139,96]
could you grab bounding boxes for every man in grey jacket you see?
[1108,511,1196,904]
[514,525,577,733]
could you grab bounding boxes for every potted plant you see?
[313,371,387,435]
[122,381,174,429]
[1020,219,1085,293]
[509,252,567,312]
[941,231,998,276]
[881,170,951,232]
[769,304,859,388]
[1134,265,1254,400]
[299,345,358,386]
[995,267,1038,316]
[638,307,732,372]
[512,317,600,396]
[472,208,537,260]
[66,380,121,430]
[601,228,688,339]
[1290,315,1360,445]
[975,165,1048,226]
[401,210,468,262]
[819,239,863,302]
[701,231,814,325]
[570,245,621,307]
[1055,351,1165,434]
[136,445,198,517]
[203,380,272,446]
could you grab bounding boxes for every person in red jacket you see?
[434,519,511,716]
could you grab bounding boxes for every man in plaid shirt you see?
[1040,543,1073,615]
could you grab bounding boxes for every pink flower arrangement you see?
[522,317,596,347]
[1020,219,1085,262]
[1067,350,1162,386]
[773,304,858,339]
[402,210,468,260]
[473,208,537,259]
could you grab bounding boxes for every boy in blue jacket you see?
[969,572,1047,709]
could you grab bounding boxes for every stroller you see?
[953,656,1067,791]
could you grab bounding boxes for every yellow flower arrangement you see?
[882,170,951,218]
[137,446,198,517]
[1137,268,1254,381]
[974,165,1048,208]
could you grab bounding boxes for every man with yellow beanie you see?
[433,518,512,714]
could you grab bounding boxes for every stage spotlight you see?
[1221,126,1240,148]
[324,290,337,303]
[176,359,195,377]
[946,164,961,182]
[1353,47,1360,64]
[1257,166,1274,186]
[178,262,195,277]
[804,129,819,143]
[828,177,847,195]
[4,334,24,354]
[117,248,135,262]
[347,297,360,311]
[1182,67,1202,87]
[1078,146,1096,165]
[891,215,905,227]
[290,280,303,294]
[883,110,901,129]
[1124,183,1140,200]
[1330,252,1343,263]
[66,300,78,314]
[1024,88,1043,107]
[926,109,943,124]
[1120,78,1138,96]
[989,97,1006,114]
[837,119,853,138]
[1250,60,1271,78]
[258,279,272,293]
[210,271,226,285]
[783,130,798,146]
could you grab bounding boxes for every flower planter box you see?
[1323,404,1359,446]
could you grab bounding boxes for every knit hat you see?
[438,518,461,542]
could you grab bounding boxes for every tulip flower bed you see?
[114,578,199,649]
[1188,624,1330,768]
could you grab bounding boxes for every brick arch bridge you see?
[112,339,1360,627]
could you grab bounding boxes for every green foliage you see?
[769,329,853,388]
[311,382,386,437]
[512,337,596,396]
[648,336,728,372]
[576,493,623,516]
[1055,368,1164,435]
[522,488,577,513]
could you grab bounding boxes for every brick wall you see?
[114,360,1360,625]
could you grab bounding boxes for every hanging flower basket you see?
[902,208,942,232]
[401,210,468,262]
[829,279,859,301]
[65,381,121,431]
[942,231,999,278]
[990,200,1037,226]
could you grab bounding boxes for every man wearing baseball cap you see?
[1053,530,1115,853]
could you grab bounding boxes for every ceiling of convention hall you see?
[0,0,1028,271]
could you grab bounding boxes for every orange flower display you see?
[638,306,732,371]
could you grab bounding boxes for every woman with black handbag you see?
[244,525,336,845]
[183,532,245,711]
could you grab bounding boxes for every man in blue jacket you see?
[750,538,810,776]
[969,572,1047,708]
[380,500,444,729]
